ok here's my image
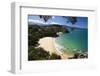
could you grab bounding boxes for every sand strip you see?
[38,37,73,59]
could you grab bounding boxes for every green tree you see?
[50,53,61,59]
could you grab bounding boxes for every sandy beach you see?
[38,37,56,54]
[38,37,73,59]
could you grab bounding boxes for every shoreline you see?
[38,37,73,59]
[53,40,74,59]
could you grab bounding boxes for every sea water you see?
[55,29,88,54]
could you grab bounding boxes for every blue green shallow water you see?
[55,29,88,54]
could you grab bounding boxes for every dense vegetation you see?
[28,24,69,60]
[28,47,61,60]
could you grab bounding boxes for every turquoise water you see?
[55,29,88,54]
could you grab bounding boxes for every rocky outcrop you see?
[68,52,88,59]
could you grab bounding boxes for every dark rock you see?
[68,52,88,59]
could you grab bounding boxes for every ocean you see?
[55,28,88,54]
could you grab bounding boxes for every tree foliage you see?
[28,47,61,60]
[28,24,69,60]
[39,15,51,22]
[63,16,77,24]
[39,15,77,25]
